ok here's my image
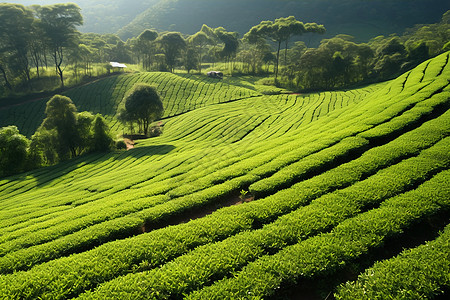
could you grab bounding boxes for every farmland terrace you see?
[0,52,449,299]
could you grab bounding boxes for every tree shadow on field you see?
[13,144,176,189]
[117,144,176,159]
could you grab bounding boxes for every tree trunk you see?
[0,64,12,90]
[275,40,282,83]
[53,47,65,88]
[30,45,41,78]
[143,118,149,136]
[43,50,49,68]
[198,49,202,73]
[284,39,289,68]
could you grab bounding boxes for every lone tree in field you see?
[123,83,164,136]
[245,16,325,82]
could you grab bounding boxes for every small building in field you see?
[110,62,127,71]
[207,71,223,79]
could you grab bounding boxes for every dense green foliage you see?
[121,83,164,135]
[0,2,83,92]
[0,52,448,299]
[1,2,448,98]
[0,126,29,176]
[245,16,325,81]
[0,95,115,177]
[335,224,450,299]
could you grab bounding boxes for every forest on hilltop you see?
[1,1,449,100]
[116,0,450,42]
[5,0,450,43]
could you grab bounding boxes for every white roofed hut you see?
[109,62,127,73]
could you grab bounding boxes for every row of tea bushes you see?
[188,169,450,299]
[335,224,450,299]
[1,107,448,298]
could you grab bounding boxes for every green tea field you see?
[0,52,449,299]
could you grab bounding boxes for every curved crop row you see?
[0,103,448,298]
[187,169,449,299]
[75,139,450,299]
[0,52,448,299]
[335,224,450,300]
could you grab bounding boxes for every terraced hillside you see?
[0,72,260,137]
[0,52,449,299]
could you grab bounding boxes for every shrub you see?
[115,140,127,150]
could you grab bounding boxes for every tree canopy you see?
[188,29,213,72]
[123,83,164,136]
[40,95,79,159]
[157,32,186,73]
[34,3,83,87]
[245,16,326,81]
[31,95,114,164]
[0,126,30,177]
[137,29,159,70]
[0,3,35,89]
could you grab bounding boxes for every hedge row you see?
[187,168,450,299]
[335,224,450,300]
[1,110,448,298]
[75,137,450,299]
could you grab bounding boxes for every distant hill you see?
[5,0,159,34]
[117,0,450,44]
[5,0,450,43]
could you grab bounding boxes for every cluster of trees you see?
[124,11,448,91]
[0,3,83,92]
[1,3,449,96]
[125,25,242,74]
[0,83,165,178]
[0,95,114,177]
[281,11,450,91]
[126,16,326,79]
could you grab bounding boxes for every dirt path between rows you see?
[141,194,254,233]
[123,138,135,150]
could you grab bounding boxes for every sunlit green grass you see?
[0,52,448,300]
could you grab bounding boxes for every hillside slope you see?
[0,72,260,137]
[0,52,449,299]
[117,0,450,41]
[5,0,159,34]
[4,0,449,40]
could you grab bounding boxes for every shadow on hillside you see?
[118,144,176,158]
[18,145,176,188]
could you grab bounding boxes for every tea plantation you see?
[0,52,449,299]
